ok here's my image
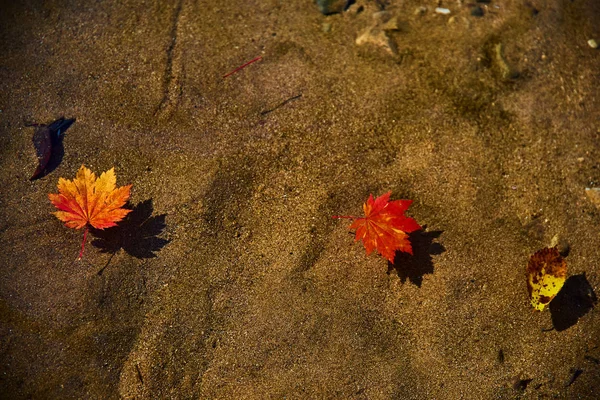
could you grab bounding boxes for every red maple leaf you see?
[334,192,421,262]
[49,165,132,259]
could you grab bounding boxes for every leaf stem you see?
[332,215,358,220]
[78,227,88,260]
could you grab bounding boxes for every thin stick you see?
[78,227,88,260]
[260,94,302,115]
[223,56,262,78]
[135,363,145,385]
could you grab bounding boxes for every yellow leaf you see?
[526,247,567,311]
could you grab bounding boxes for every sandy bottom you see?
[1,0,600,398]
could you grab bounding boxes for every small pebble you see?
[588,39,598,49]
[322,22,332,33]
[414,6,427,16]
[315,0,348,15]
[435,7,451,15]
[585,187,600,207]
[550,234,570,257]
[381,17,400,31]
[345,3,363,14]
[373,11,392,23]
[471,6,484,17]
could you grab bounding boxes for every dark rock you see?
[471,6,484,17]
[315,0,354,15]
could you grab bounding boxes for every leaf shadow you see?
[90,199,169,275]
[550,273,597,331]
[387,227,445,287]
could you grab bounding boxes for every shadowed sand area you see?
[1,0,600,398]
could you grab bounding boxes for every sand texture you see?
[1,0,600,398]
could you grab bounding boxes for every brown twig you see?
[260,94,302,115]
[135,363,144,385]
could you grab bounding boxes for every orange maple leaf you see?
[49,165,132,259]
[334,192,421,263]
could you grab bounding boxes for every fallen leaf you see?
[334,192,421,262]
[30,117,75,180]
[49,165,132,259]
[526,247,567,311]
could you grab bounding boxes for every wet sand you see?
[1,0,600,398]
